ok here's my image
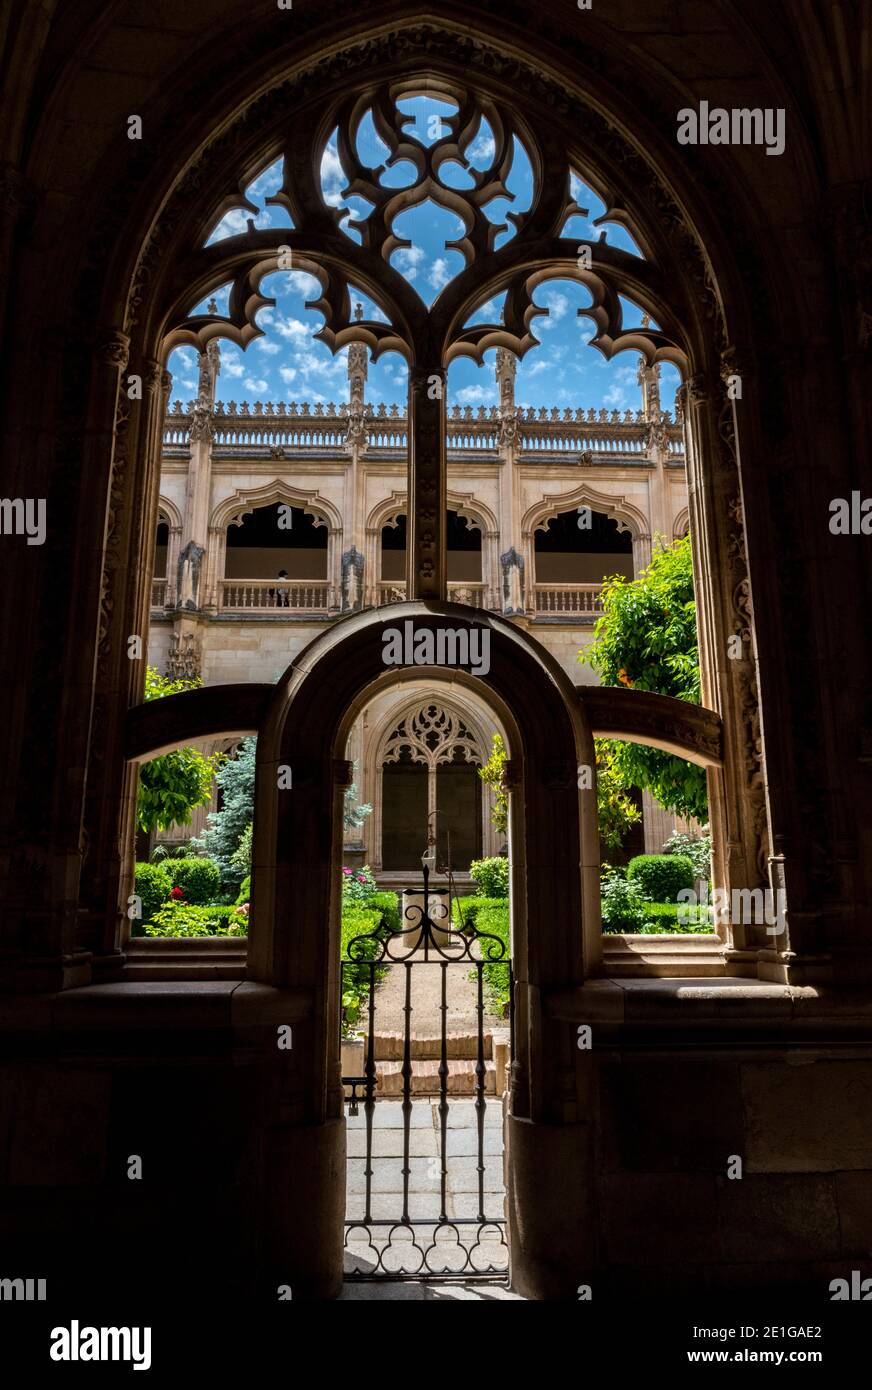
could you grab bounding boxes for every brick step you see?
[371,1031,492,1061]
[376,1059,497,1096]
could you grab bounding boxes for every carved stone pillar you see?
[407,366,446,600]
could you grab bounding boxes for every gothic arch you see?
[156,495,183,531]
[673,507,690,540]
[364,685,506,869]
[211,480,341,534]
[5,2,847,1040]
[522,485,648,544]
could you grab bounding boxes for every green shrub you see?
[627,853,695,903]
[340,907,388,1035]
[472,903,511,1013]
[469,856,509,898]
[164,856,222,905]
[639,901,715,933]
[663,831,712,880]
[600,871,651,932]
[134,862,172,927]
[341,864,377,905]
[364,891,401,934]
[143,901,248,936]
[235,874,251,906]
[453,896,507,929]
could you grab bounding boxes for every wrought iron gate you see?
[341,874,513,1281]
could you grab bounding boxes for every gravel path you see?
[363,957,504,1035]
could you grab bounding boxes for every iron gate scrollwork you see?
[341,865,514,1281]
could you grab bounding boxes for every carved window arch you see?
[382,702,482,772]
[380,702,487,870]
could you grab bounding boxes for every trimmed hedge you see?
[473,903,511,1013]
[164,856,222,905]
[364,890,401,934]
[452,896,507,929]
[627,853,695,903]
[133,862,172,929]
[340,907,388,1034]
[235,874,251,906]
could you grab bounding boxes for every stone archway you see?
[244,601,596,1297]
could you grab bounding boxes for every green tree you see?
[480,732,641,851]
[191,735,257,884]
[136,668,224,834]
[479,733,509,836]
[344,759,373,835]
[579,534,708,822]
[595,740,642,851]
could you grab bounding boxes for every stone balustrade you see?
[162,400,684,460]
[220,579,332,612]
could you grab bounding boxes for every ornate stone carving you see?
[382,703,481,769]
[167,631,202,682]
[500,547,525,615]
[177,540,206,610]
[94,331,130,372]
[341,546,364,612]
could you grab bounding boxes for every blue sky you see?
[168,96,680,415]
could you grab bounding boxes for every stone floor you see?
[344,1097,509,1280]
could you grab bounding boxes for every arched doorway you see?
[247,603,596,1296]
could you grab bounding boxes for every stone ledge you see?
[0,981,312,1033]
[545,977,872,1036]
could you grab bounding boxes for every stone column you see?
[639,356,673,544]
[342,322,368,611]
[78,344,170,973]
[495,349,526,613]
[407,365,446,600]
[177,341,219,612]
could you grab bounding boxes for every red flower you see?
[170,886,185,900]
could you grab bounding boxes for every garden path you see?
[363,954,503,1034]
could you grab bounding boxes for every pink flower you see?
[342,867,353,876]
[356,874,366,883]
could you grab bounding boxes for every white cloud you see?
[221,358,245,378]
[255,340,281,355]
[526,359,551,377]
[279,367,297,385]
[455,384,496,405]
[286,270,321,298]
[274,316,311,344]
[603,384,628,407]
[208,208,250,240]
[247,159,283,199]
[321,144,347,208]
[392,246,426,282]
[244,377,269,393]
[428,256,452,291]
[537,291,569,330]
[469,129,496,161]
